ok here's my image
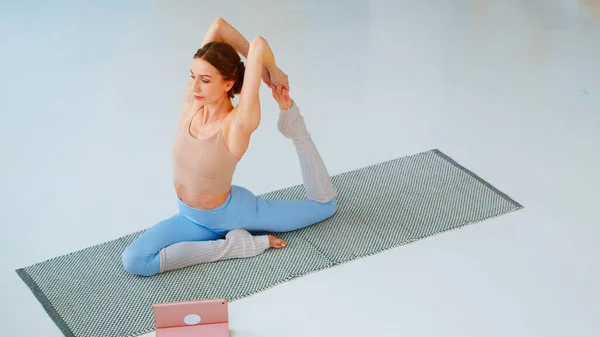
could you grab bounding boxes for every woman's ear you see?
[224,80,235,92]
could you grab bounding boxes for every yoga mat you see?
[16,149,523,337]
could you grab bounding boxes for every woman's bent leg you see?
[121,214,222,276]
[159,228,270,273]
[121,213,271,276]
[203,186,337,234]
[241,194,338,233]
[205,99,340,234]
[277,100,337,203]
[235,100,339,233]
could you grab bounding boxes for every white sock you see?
[277,100,337,203]
[159,229,270,273]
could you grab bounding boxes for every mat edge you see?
[15,268,76,337]
[431,149,524,209]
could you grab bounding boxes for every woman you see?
[121,18,338,277]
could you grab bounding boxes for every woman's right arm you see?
[229,37,273,133]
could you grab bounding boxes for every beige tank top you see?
[172,113,241,195]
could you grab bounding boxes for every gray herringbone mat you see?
[16,149,523,337]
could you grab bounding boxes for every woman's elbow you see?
[251,36,267,47]
[212,17,226,26]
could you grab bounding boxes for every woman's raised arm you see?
[200,17,250,59]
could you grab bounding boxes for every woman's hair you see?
[194,42,245,99]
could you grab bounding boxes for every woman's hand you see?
[263,64,289,94]
[271,86,293,110]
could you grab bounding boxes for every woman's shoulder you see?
[178,105,203,130]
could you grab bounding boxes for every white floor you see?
[1,0,599,336]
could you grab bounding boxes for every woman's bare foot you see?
[268,235,287,248]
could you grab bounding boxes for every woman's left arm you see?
[201,17,250,59]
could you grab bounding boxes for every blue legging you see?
[121,185,337,276]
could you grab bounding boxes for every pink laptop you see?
[152,298,229,337]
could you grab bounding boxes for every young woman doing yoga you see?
[121,17,337,276]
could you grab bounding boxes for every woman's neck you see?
[199,98,234,126]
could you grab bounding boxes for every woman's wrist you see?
[265,62,277,71]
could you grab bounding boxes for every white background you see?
[1,0,599,336]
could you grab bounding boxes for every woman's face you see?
[188,58,233,104]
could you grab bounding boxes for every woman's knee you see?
[121,246,160,277]
[325,197,338,217]
[311,197,337,220]
[307,197,337,220]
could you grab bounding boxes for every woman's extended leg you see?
[121,214,271,276]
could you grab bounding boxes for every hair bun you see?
[232,61,246,96]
